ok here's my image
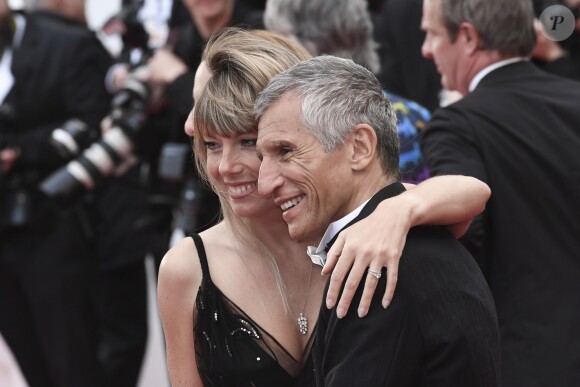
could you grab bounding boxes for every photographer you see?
[104,0,264,272]
[0,1,111,386]
[30,1,153,386]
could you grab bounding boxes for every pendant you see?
[298,313,308,335]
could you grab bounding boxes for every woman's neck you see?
[244,214,304,262]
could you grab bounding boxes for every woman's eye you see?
[241,138,257,147]
[204,141,220,151]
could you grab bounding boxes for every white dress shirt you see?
[307,199,370,267]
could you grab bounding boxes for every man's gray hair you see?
[264,0,380,74]
[441,0,536,56]
[254,55,399,177]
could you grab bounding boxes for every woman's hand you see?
[322,175,490,319]
[323,195,413,318]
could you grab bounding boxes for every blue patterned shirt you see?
[385,91,431,184]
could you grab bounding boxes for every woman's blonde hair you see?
[193,27,310,184]
[192,27,311,313]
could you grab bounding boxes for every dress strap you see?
[191,234,211,282]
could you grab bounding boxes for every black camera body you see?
[39,76,149,201]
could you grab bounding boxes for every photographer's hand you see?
[100,116,113,134]
[110,64,131,92]
[147,49,188,85]
[0,148,20,173]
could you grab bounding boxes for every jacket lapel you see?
[325,182,406,251]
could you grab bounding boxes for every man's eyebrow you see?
[258,139,286,151]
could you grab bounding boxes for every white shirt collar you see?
[0,14,26,104]
[12,13,26,49]
[314,198,370,254]
[468,57,528,92]
[0,50,13,104]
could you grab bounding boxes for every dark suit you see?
[421,61,580,386]
[33,11,150,386]
[0,12,110,387]
[313,183,500,387]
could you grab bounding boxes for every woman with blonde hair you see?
[158,28,490,386]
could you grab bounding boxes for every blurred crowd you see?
[0,0,579,386]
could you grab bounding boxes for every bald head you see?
[193,61,212,104]
[184,61,213,137]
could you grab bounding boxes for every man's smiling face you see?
[257,94,354,242]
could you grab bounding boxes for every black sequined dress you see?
[191,234,316,386]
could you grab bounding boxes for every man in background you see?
[30,0,161,385]
[0,0,110,385]
[420,0,580,385]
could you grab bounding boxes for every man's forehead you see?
[257,118,305,153]
[423,0,441,17]
[256,123,289,148]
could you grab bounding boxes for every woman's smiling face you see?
[204,132,279,219]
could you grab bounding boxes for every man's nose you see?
[258,158,284,197]
[421,37,432,59]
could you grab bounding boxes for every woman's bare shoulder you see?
[159,237,201,286]
[158,234,214,308]
[158,223,227,289]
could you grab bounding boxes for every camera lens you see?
[50,119,97,160]
[39,76,150,202]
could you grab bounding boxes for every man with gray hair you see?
[255,55,500,386]
[420,0,580,385]
[264,0,433,313]
[264,0,379,73]
[264,0,431,184]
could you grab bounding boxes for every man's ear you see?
[459,22,480,55]
[349,124,377,171]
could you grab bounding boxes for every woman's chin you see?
[232,202,278,220]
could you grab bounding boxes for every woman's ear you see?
[349,124,377,171]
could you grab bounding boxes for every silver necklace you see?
[297,264,314,335]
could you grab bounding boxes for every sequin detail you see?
[231,318,261,339]
[202,331,213,350]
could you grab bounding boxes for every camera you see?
[39,76,149,201]
[49,118,98,160]
[38,0,181,202]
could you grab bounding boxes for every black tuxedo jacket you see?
[313,183,500,387]
[2,11,110,175]
[421,61,580,386]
